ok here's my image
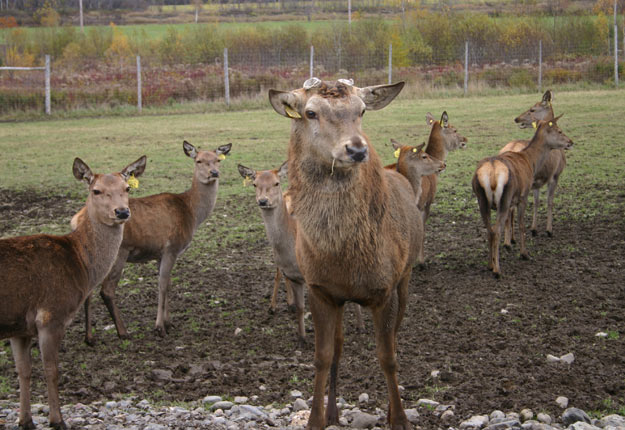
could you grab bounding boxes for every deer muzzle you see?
[115,208,131,220]
[345,137,368,163]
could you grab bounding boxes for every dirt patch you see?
[1,188,624,427]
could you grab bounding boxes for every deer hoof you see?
[288,304,297,314]
[268,307,276,315]
[510,238,516,244]
[417,262,426,271]
[50,420,67,430]
[155,326,167,338]
[547,231,553,237]
[84,336,97,347]
[520,253,530,260]
[118,332,130,340]
[503,244,512,251]
[531,229,538,236]
[493,271,502,279]
[19,419,36,430]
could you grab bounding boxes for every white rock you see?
[546,354,561,363]
[405,408,419,424]
[441,410,455,421]
[600,414,625,428]
[234,396,248,404]
[490,410,505,420]
[291,410,310,426]
[291,390,303,399]
[560,352,575,364]
[569,423,601,430]
[293,398,309,412]
[234,327,242,336]
[460,415,490,429]
[350,411,379,428]
[202,395,222,405]
[556,396,569,409]
[537,413,552,424]
[431,370,441,378]
[211,401,234,411]
[417,398,440,408]
[595,332,608,337]
[358,393,369,404]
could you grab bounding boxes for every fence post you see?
[79,0,84,32]
[310,45,314,79]
[137,56,142,113]
[348,0,351,26]
[464,41,468,96]
[538,40,543,93]
[388,43,392,84]
[615,24,619,86]
[224,48,230,106]
[45,55,51,115]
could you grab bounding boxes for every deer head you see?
[391,139,446,176]
[515,90,554,129]
[73,155,146,226]
[183,140,232,184]
[238,162,288,209]
[426,111,468,150]
[269,78,404,171]
[536,115,574,150]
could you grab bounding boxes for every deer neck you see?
[522,130,551,173]
[70,211,125,291]
[425,124,448,162]
[259,197,295,250]
[186,176,219,231]
[396,158,424,201]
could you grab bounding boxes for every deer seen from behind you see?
[498,90,566,243]
[75,141,231,343]
[472,117,573,278]
[269,77,419,429]
[0,156,146,430]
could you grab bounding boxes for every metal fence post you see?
[615,24,619,86]
[538,40,543,93]
[310,45,314,79]
[79,0,84,32]
[137,56,142,113]
[464,41,468,96]
[224,48,230,106]
[388,43,392,84]
[45,55,51,115]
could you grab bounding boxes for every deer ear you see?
[542,90,553,103]
[416,142,426,152]
[277,161,288,179]
[269,89,302,119]
[357,81,404,111]
[237,164,256,180]
[121,155,147,180]
[183,140,198,159]
[390,138,402,151]
[440,111,449,127]
[426,112,435,126]
[216,143,232,157]
[73,158,94,184]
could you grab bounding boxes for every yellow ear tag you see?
[394,148,401,159]
[532,121,537,129]
[412,148,418,153]
[218,153,226,161]
[243,176,252,187]
[548,121,553,127]
[127,175,139,189]
[284,106,301,119]
[429,119,434,124]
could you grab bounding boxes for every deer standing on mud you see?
[385,139,446,266]
[269,78,419,429]
[237,162,365,341]
[498,90,566,243]
[0,156,146,429]
[472,117,573,278]
[416,111,467,265]
[75,141,231,343]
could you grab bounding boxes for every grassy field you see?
[1,88,623,246]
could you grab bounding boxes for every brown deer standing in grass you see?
[472,117,573,278]
[75,141,231,343]
[498,90,565,244]
[237,162,365,341]
[269,78,419,429]
[385,139,446,266]
[0,156,146,430]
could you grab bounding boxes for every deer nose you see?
[345,137,368,163]
[258,198,269,207]
[210,170,219,178]
[115,208,130,220]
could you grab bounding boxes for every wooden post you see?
[79,0,84,32]
[224,48,230,106]
[348,0,351,26]
[310,45,314,79]
[464,41,468,96]
[45,55,51,115]
[388,43,392,84]
[538,40,542,93]
[137,56,142,113]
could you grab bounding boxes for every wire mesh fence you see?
[0,38,623,118]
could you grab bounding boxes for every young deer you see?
[385,139,446,266]
[0,156,146,430]
[472,117,573,278]
[269,78,419,429]
[76,141,231,343]
[237,162,365,341]
[499,90,565,242]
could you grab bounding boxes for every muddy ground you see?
[1,188,624,428]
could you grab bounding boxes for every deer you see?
[0,156,146,430]
[472,117,573,278]
[237,162,365,341]
[269,77,420,430]
[498,90,566,244]
[73,141,231,343]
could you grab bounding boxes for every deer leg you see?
[503,208,513,249]
[518,198,530,260]
[10,337,35,430]
[37,326,66,429]
[291,280,307,343]
[354,304,365,333]
[491,209,507,278]
[306,290,340,430]
[546,179,558,237]
[475,187,493,271]
[269,268,281,314]
[326,304,344,426]
[510,207,516,244]
[372,278,411,430]
[155,253,177,337]
[285,277,296,313]
[416,209,426,268]
[84,295,95,346]
[531,188,540,236]
[99,248,130,341]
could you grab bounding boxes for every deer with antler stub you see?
[473,116,573,278]
[74,141,231,343]
[499,90,566,243]
[0,155,146,430]
[269,77,419,429]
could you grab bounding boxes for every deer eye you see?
[360,109,366,117]
[196,160,202,164]
[253,183,257,188]
[93,189,102,195]
[274,182,280,187]
[126,186,131,192]
[305,110,317,120]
